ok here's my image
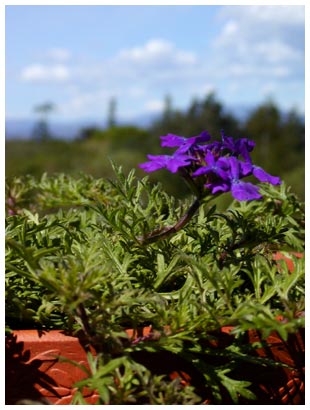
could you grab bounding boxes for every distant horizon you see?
[5,96,305,123]
[6,98,305,141]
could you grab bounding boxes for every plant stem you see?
[76,302,93,338]
[139,198,201,245]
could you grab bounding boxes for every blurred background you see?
[5,5,305,201]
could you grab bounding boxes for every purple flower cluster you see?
[139,131,281,201]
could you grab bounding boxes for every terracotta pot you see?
[5,330,99,405]
[272,251,303,272]
[207,325,305,404]
[131,326,304,405]
[6,324,304,405]
[244,327,305,404]
[5,326,164,405]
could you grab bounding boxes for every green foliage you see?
[5,166,304,404]
[70,353,201,405]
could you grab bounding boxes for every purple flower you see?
[236,138,255,158]
[139,153,194,173]
[205,179,230,195]
[221,131,255,162]
[231,181,262,201]
[191,152,232,196]
[139,129,282,202]
[252,166,281,185]
[192,151,229,181]
[222,157,262,201]
[160,131,211,154]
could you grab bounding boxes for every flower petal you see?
[139,155,169,172]
[207,181,230,194]
[231,181,262,201]
[160,134,185,147]
[139,161,164,172]
[192,166,211,177]
[190,130,211,144]
[253,166,281,185]
[166,155,194,173]
[239,160,253,177]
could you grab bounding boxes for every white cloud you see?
[58,88,110,117]
[221,20,238,37]
[213,5,304,82]
[189,82,216,100]
[93,38,200,96]
[58,38,200,117]
[118,38,197,68]
[144,99,165,113]
[218,5,304,31]
[255,40,301,64]
[47,48,71,62]
[21,63,70,82]
[260,81,277,97]
[127,86,146,98]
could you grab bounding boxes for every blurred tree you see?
[163,94,173,123]
[189,93,240,137]
[244,99,280,164]
[187,97,200,123]
[32,102,55,141]
[282,109,305,154]
[150,92,241,139]
[78,126,101,140]
[150,94,180,137]
[244,99,304,188]
[107,97,117,128]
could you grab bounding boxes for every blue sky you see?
[5,4,305,122]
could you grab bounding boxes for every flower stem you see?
[138,198,201,245]
[76,302,93,337]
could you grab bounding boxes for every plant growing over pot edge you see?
[5,130,304,404]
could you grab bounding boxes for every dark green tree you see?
[150,92,240,139]
[32,102,55,141]
[244,100,304,172]
[243,99,304,198]
[78,126,101,140]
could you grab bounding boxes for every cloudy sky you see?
[5,4,305,122]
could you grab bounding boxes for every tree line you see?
[79,93,304,197]
[6,93,304,201]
